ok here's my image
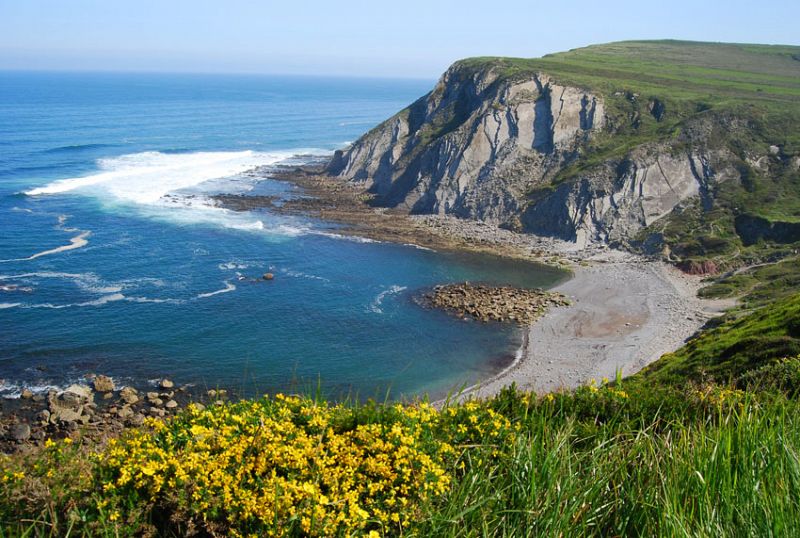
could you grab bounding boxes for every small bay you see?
[0,72,566,400]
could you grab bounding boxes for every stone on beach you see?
[10,423,31,442]
[119,386,139,404]
[93,375,115,393]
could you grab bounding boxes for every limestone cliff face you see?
[327,63,604,224]
[325,61,737,246]
[522,148,738,247]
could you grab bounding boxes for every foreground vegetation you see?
[6,291,800,536]
[3,359,800,536]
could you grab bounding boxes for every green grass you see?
[637,293,800,386]
[457,41,800,104]
[699,256,800,308]
[4,380,800,536]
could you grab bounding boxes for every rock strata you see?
[424,283,568,324]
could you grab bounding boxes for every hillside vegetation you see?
[330,40,800,274]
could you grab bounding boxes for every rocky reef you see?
[423,283,568,324]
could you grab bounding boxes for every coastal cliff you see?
[326,41,800,263]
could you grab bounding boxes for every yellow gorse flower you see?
[98,395,453,536]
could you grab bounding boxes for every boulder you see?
[159,379,174,389]
[263,272,275,281]
[165,400,178,409]
[128,413,146,427]
[63,384,93,400]
[93,375,115,393]
[10,423,31,442]
[20,388,33,399]
[119,386,139,404]
[52,408,82,424]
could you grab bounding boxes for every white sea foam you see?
[195,281,236,299]
[0,271,121,294]
[282,269,330,283]
[24,150,283,203]
[312,230,381,244]
[0,215,92,263]
[26,292,126,309]
[1,382,64,399]
[126,296,184,305]
[0,302,21,309]
[22,149,393,243]
[23,231,90,260]
[369,285,407,314]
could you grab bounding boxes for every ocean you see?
[0,71,565,400]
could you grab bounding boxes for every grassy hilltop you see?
[4,40,800,536]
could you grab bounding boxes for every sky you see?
[1,0,799,79]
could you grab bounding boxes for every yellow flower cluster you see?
[98,395,452,536]
[692,385,746,407]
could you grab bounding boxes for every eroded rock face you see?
[522,148,739,248]
[326,61,744,248]
[327,65,604,226]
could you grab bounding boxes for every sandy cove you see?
[462,251,734,400]
[221,168,736,399]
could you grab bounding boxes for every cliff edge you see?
[326,41,800,266]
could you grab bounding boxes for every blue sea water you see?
[0,71,565,400]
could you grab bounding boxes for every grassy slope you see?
[637,292,800,385]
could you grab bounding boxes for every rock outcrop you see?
[422,283,568,324]
[521,147,739,248]
[325,60,745,248]
[327,64,604,226]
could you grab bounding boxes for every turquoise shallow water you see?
[0,72,566,400]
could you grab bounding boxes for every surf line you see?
[0,215,91,263]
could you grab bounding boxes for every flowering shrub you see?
[98,395,453,536]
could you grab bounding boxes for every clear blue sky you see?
[1,0,798,78]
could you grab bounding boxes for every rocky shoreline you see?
[423,283,569,325]
[0,376,229,454]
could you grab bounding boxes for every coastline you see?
[457,252,734,400]
[240,167,736,400]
